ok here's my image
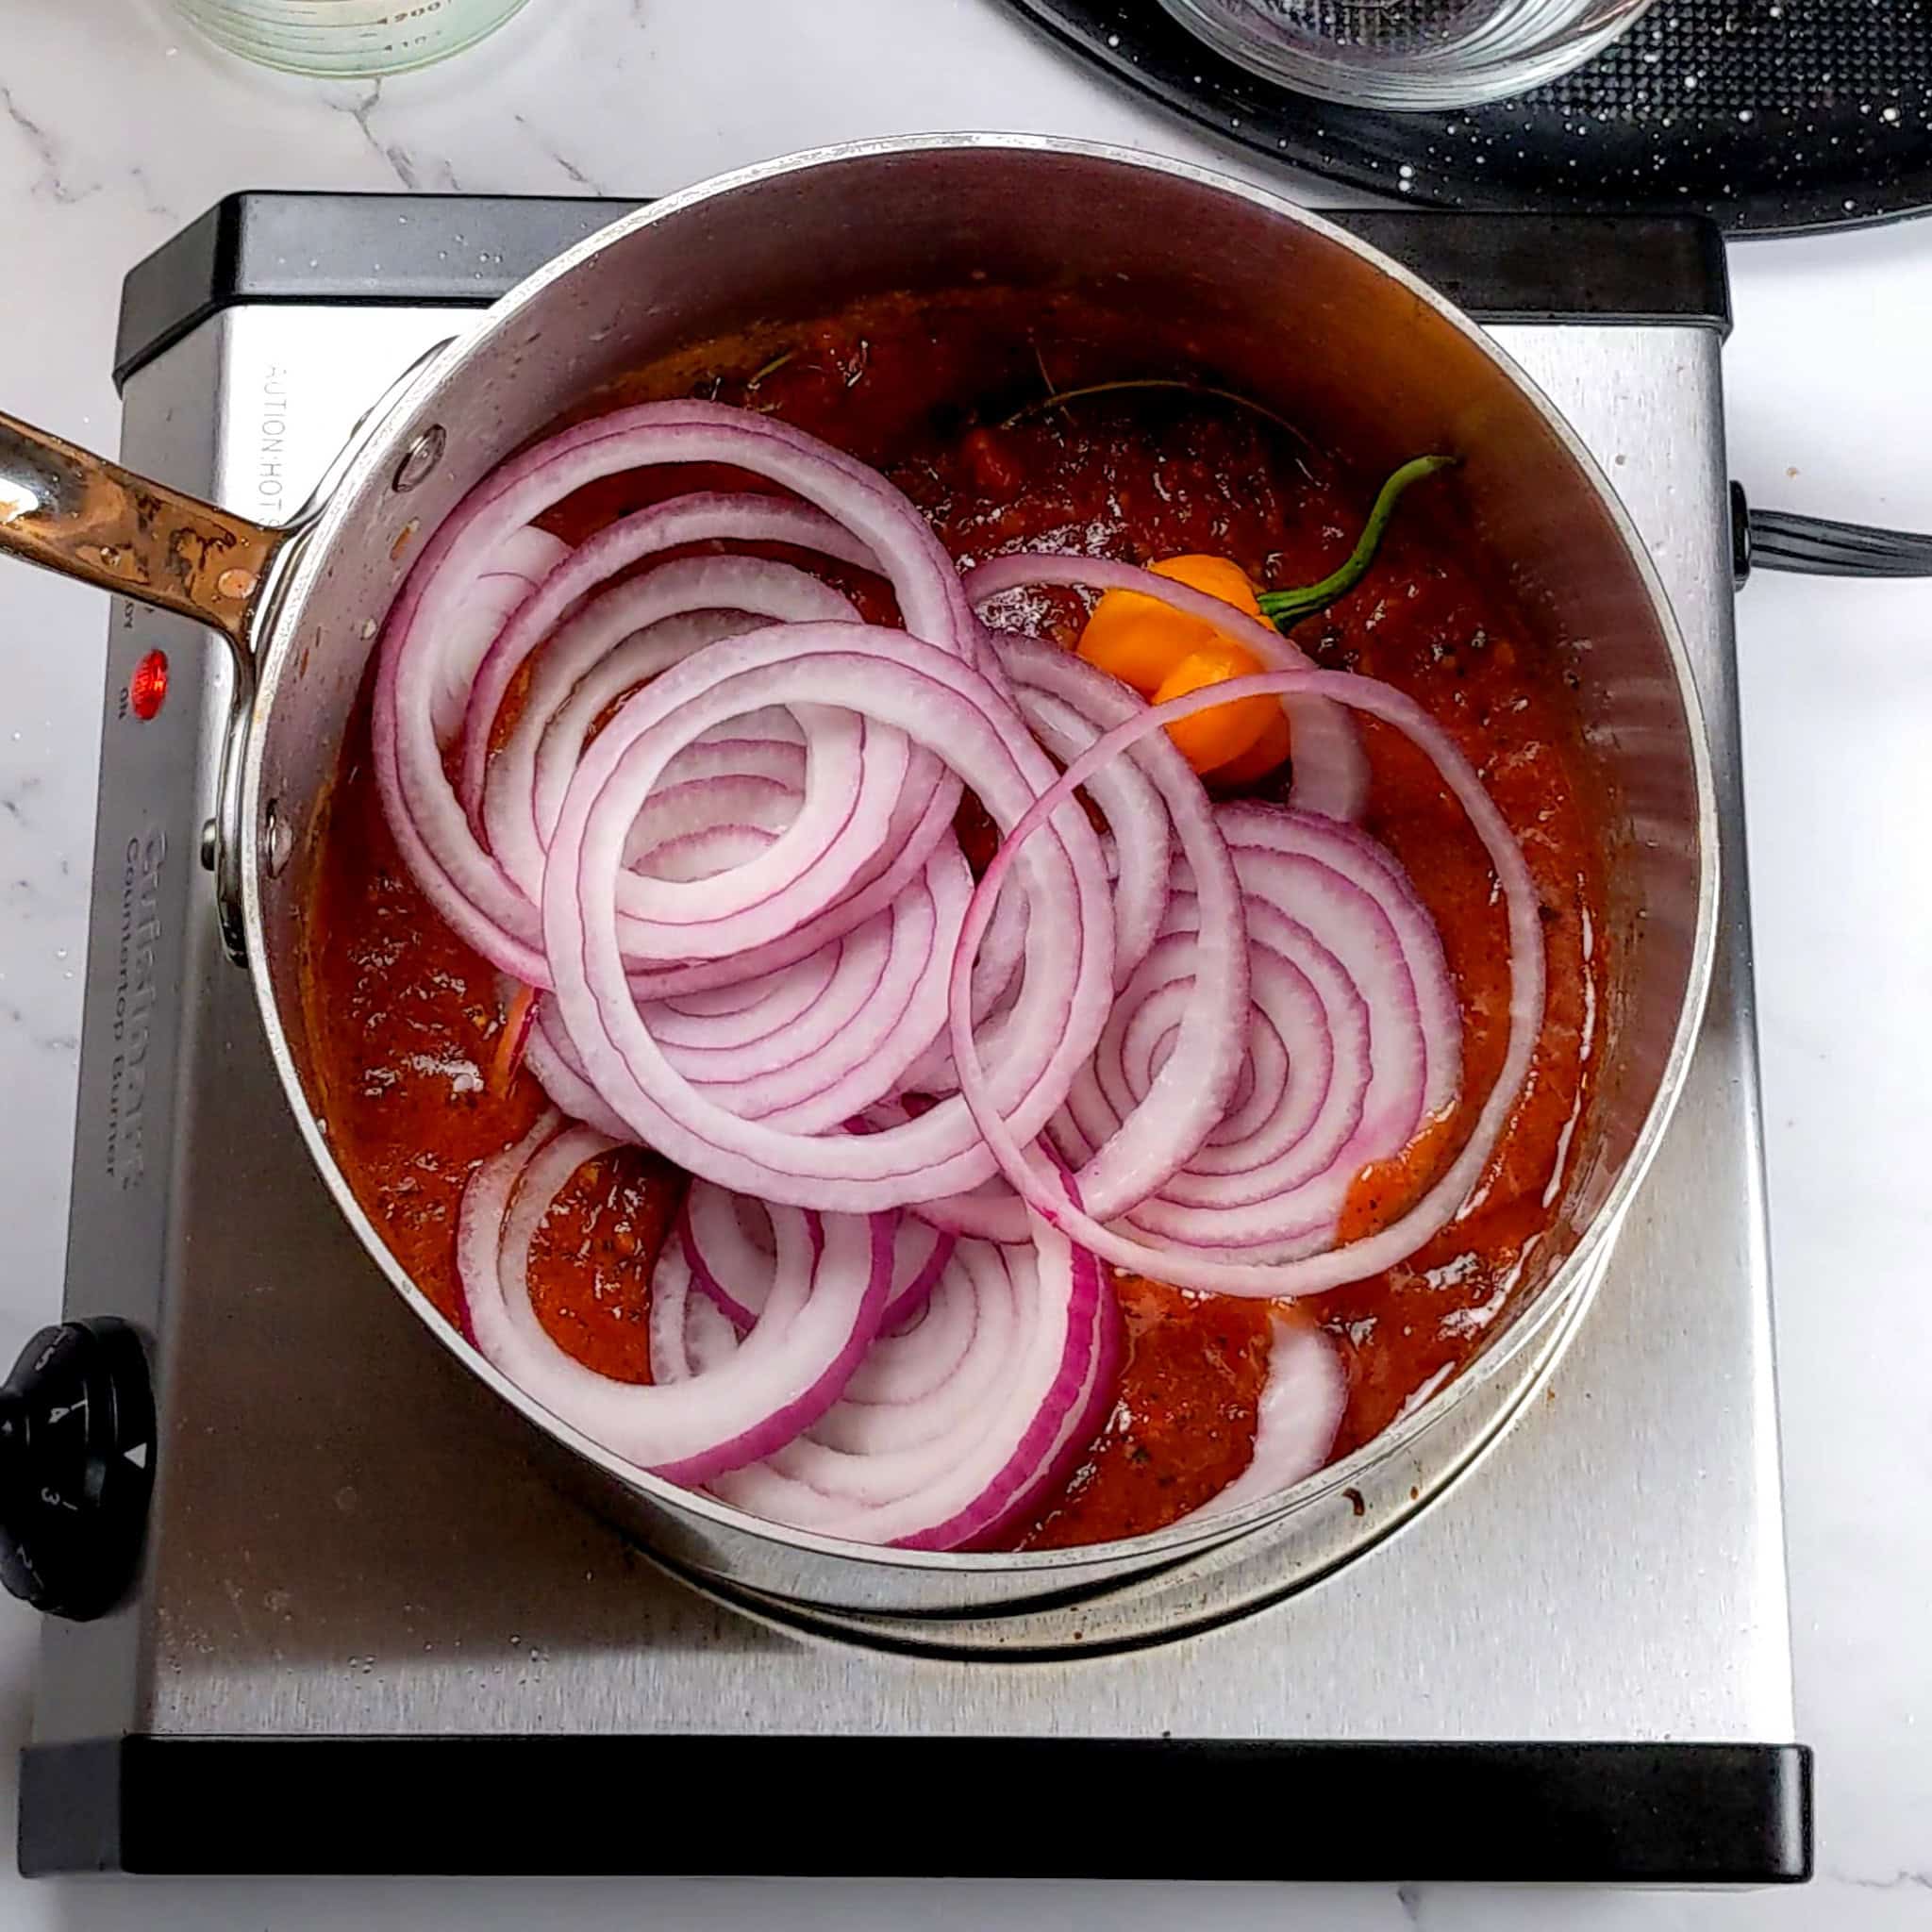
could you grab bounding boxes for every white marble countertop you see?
[2,0,1928,1924]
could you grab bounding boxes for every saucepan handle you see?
[0,409,283,652]
[1731,481,1932,588]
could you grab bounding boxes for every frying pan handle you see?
[0,410,282,652]
[1731,481,1932,588]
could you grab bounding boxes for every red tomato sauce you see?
[301,290,1606,1548]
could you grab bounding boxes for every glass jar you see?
[174,0,531,76]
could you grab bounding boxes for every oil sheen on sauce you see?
[301,291,1607,1550]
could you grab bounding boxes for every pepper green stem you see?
[1257,454,1457,633]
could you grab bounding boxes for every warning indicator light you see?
[129,650,169,722]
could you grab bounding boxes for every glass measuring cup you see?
[173,0,531,76]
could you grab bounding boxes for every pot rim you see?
[240,131,1720,1583]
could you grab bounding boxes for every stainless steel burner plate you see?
[17,198,1806,1885]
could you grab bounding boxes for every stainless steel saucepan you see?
[0,136,1730,1621]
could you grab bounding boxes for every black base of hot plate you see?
[22,1736,1810,1881]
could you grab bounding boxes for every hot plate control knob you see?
[0,1319,155,1621]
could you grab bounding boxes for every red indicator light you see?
[129,650,169,721]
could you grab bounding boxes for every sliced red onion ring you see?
[648,712,808,794]
[901,1168,1025,1243]
[693,1241,1022,1536]
[1179,1316,1346,1522]
[645,845,968,1135]
[625,819,778,885]
[645,937,841,1054]
[1119,901,1366,1208]
[643,1235,724,1384]
[680,1181,777,1330]
[622,771,800,875]
[998,641,1177,988]
[541,624,1115,1210]
[452,544,918,969]
[890,870,1030,1101]
[376,407,979,981]
[481,553,855,894]
[808,1257,992,1452]
[567,701,811,884]
[903,634,1201,1097]
[699,1201,1119,1551]
[430,526,570,749]
[457,1113,891,1482]
[459,491,881,817]
[1057,914,1331,1177]
[1223,804,1462,1119]
[965,552,1369,822]
[684,1184,952,1333]
[882,1215,955,1328]
[529,835,961,1139]
[949,666,1544,1295]
[670,1237,1009,1441]
[1107,808,1461,1259]
[1060,804,1461,1263]
[618,709,911,963]
[1151,897,1349,1172]
[915,637,1250,1242]
[621,758,962,1003]
[524,1006,634,1140]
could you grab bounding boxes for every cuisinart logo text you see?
[106,830,166,1189]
